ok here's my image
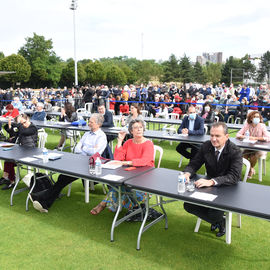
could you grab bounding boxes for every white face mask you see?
[252,117,260,125]
[204,106,210,112]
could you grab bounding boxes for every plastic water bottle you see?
[245,130,250,140]
[95,157,102,175]
[42,148,49,163]
[178,172,186,193]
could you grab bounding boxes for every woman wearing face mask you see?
[200,102,215,124]
[236,111,270,178]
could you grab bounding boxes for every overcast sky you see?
[1,0,270,62]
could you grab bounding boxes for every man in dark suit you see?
[183,122,243,237]
[98,103,114,142]
[176,105,205,160]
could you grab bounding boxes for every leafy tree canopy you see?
[0,54,31,87]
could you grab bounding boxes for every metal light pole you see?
[70,0,78,87]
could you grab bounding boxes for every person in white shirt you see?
[30,113,107,213]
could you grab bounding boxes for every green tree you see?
[162,54,180,82]
[135,60,162,84]
[60,60,86,87]
[0,54,31,87]
[193,61,206,84]
[221,55,256,85]
[85,60,106,85]
[18,33,62,87]
[105,64,127,86]
[0,52,4,61]
[203,63,222,85]
[179,54,193,85]
[118,63,137,84]
[257,51,270,83]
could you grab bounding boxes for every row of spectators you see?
[0,83,270,123]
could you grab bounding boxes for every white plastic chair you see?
[234,117,241,124]
[227,115,234,123]
[154,145,163,169]
[214,116,219,122]
[168,113,179,120]
[154,145,164,204]
[141,110,148,117]
[76,108,86,113]
[84,102,93,112]
[194,158,250,244]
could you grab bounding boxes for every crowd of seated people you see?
[0,83,269,126]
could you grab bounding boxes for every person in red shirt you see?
[2,104,20,118]
[119,102,130,115]
[90,119,154,215]
[109,93,116,111]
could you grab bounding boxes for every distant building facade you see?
[196,52,223,65]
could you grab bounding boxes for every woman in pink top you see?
[90,119,154,215]
[236,111,270,178]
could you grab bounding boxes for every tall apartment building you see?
[196,52,223,65]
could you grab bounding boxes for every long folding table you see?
[0,144,154,241]
[125,168,270,249]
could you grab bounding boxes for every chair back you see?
[102,144,114,160]
[168,113,179,120]
[76,108,86,113]
[38,129,48,149]
[203,124,208,135]
[84,102,93,112]
[154,145,163,168]
[141,110,148,117]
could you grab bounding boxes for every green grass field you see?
[0,128,270,270]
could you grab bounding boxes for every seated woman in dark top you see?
[56,103,78,149]
[200,101,215,124]
[0,114,38,190]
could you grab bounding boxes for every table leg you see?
[26,168,37,211]
[226,212,232,244]
[84,179,89,203]
[10,164,21,206]
[110,186,122,242]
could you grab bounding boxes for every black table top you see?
[125,168,270,220]
[0,145,154,186]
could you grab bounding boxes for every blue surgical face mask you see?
[189,113,196,120]
[252,117,260,125]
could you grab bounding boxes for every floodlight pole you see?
[70,0,78,87]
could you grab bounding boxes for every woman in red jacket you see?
[2,104,20,118]
[90,119,154,215]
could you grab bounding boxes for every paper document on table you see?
[102,161,122,169]
[109,127,122,130]
[178,134,188,137]
[20,157,38,162]
[102,174,124,181]
[57,122,71,126]
[190,192,217,201]
[243,139,257,144]
[33,153,63,160]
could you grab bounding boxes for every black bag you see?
[30,173,53,193]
